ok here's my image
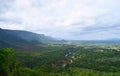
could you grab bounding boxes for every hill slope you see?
[0,28,56,50]
[5,29,55,43]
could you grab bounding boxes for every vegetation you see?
[1,44,120,76]
[0,48,18,76]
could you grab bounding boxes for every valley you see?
[1,28,120,76]
[15,44,120,76]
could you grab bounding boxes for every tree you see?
[0,48,17,76]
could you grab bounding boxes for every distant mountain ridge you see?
[70,39,120,44]
[5,29,55,43]
[0,28,120,49]
[0,28,56,49]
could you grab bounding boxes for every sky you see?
[0,0,120,40]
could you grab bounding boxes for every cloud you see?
[0,0,120,40]
[0,0,14,13]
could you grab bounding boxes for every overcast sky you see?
[0,0,120,40]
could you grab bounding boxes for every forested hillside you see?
[0,28,57,50]
[1,44,120,76]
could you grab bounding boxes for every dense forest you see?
[1,43,120,76]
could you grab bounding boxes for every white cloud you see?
[0,0,120,40]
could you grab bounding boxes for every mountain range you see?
[0,28,56,50]
[0,28,120,50]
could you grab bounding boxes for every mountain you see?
[0,28,56,49]
[0,28,28,44]
[70,39,120,44]
[5,29,55,43]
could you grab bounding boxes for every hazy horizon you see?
[0,0,120,40]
